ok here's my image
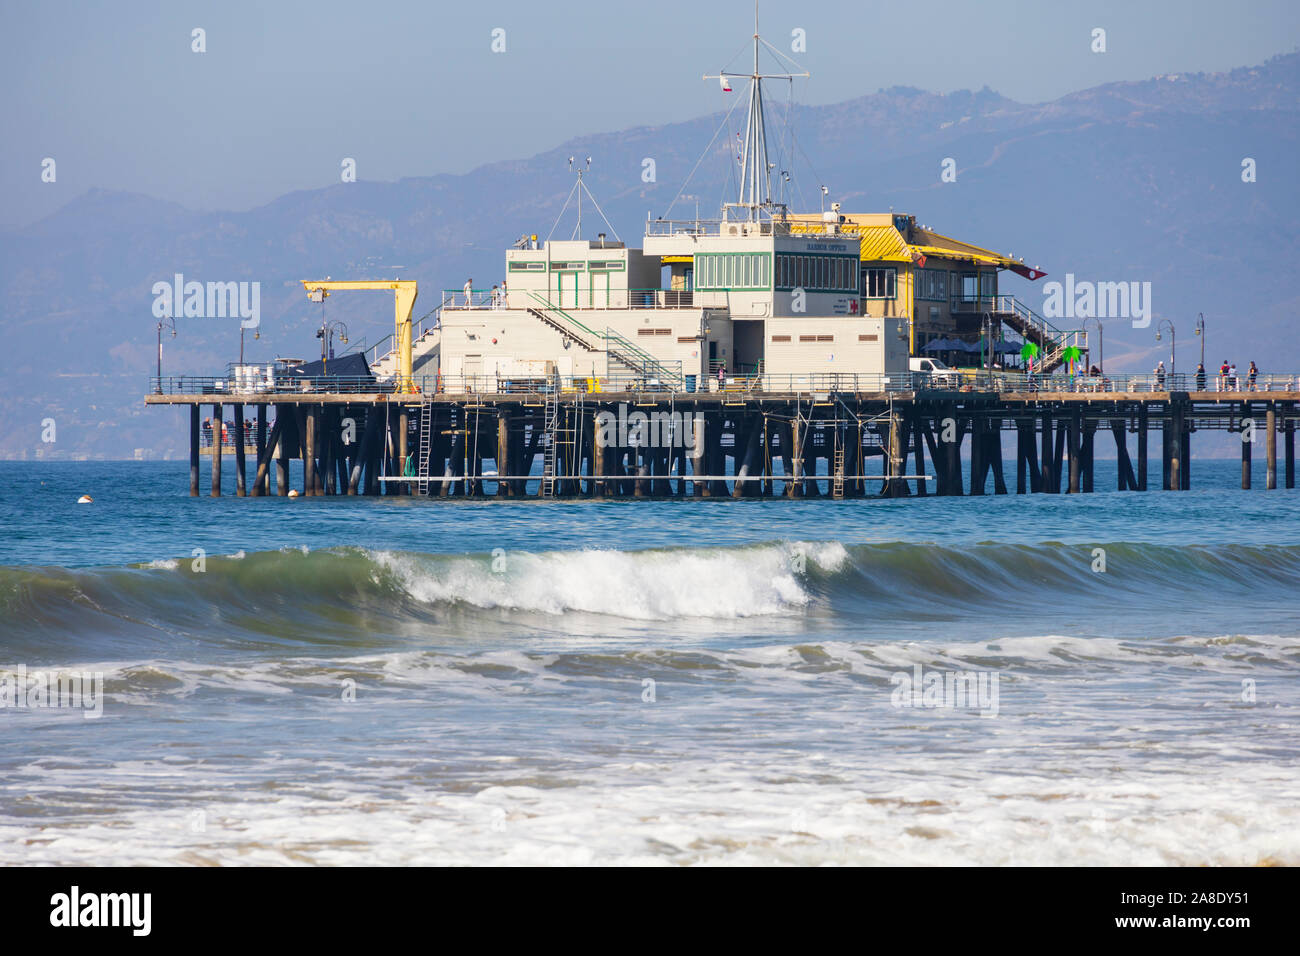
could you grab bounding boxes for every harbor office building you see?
[438,211,1039,387]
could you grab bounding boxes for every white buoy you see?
[287,489,299,498]
[77,495,93,504]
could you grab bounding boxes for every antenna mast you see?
[546,156,622,244]
[704,2,808,221]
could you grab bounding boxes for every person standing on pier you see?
[1219,359,1230,391]
[1155,360,1166,389]
[1229,362,1238,390]
[202,417,212,447]
[490,284,500,308]
[1248,361,1258,391]
[464,278,473,308]
[1196,363,1206,391]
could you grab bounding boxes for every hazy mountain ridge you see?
[2,53,1297,457]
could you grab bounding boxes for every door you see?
[463,354,481,390]
[591,271,609,308]
[556,272,578,309]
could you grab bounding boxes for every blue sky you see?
[2,0,1298,227]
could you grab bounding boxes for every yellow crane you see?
[301,279,420,392]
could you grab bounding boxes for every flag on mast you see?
[719,74,732,92]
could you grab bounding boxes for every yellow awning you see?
[853,224,913,262]
[769,214,1043,277]
[660,255,693,264]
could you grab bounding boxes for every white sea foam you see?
[370,542,847,620]
[6,625,1297,866]
[4,748,1297,866]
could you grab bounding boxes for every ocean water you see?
[1,459,1297,866]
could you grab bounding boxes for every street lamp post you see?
[155,316,176,393]
[1194,313,1206,368]
[239,325,260,365]
[316,320,349,373]
[1156,319,1176,382]
[1082,317,1103,373]
[982,312,995,387]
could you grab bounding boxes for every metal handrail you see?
[523,291,604,339]
[365,308,442,372]
[366,334,394,369]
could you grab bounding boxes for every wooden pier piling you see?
[189,405,200,497]
[1241,402,1252,490]
[210,403,222,497]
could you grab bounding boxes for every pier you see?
[146,371,1300,499]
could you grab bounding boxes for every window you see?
[916,268,948,301]
[961,274,979,300]
[980,271,996,298]
[858,334,878,342]
[771,334,791,342]
[589,260,625,271]
[798,334,834,342]
[775,253,857,291]
[694,253,772,291]
[509,260,545,272]
[863,267,897,299]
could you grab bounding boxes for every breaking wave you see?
[2,540,1298,656]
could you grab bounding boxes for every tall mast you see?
[705,2,808,221]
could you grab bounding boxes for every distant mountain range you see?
[3,52,1297,458]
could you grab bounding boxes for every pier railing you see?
[151,375,393,395]
[152,369,1300,399]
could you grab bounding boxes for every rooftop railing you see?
[441,288,705,311]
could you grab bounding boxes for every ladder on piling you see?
[417,399,433,481]
[832,431,846,499]
[541,383,559,497]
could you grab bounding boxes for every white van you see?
[909,356,961,386]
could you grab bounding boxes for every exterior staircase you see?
[525,292,603,351]
[985,295,1083,373]
[603,328,682,389]
[524,292,682,388]
[369,326,441,383]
